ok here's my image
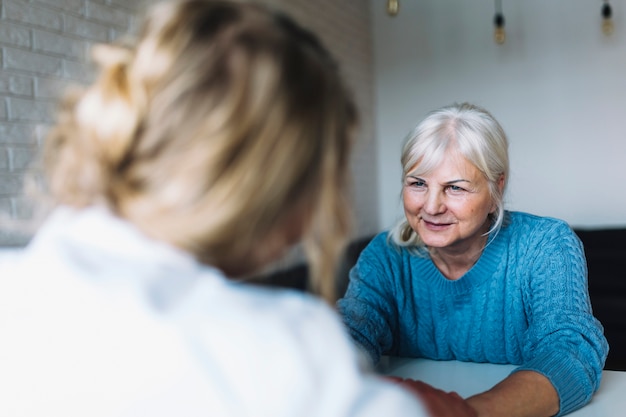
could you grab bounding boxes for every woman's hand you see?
[385,376,478,417]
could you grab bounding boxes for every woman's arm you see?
[466,370,559,417]
[336,233,402,364]
[485,219,608,417]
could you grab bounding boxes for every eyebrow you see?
[407,175,472,185]
[444,179,472,185]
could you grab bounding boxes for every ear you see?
[497,173,505,193]
[490,174,506,214]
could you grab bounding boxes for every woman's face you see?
[403,148,496,253]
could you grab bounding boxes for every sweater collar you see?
[420,219,510,295]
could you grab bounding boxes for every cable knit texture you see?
[337,211,609,416]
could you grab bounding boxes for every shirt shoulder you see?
[358,231,413,265]
[504,211,578,242]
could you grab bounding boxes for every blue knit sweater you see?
[337,211,608,416]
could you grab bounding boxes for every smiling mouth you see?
[421,219,453,229]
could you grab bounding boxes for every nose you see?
[423,189,445,215]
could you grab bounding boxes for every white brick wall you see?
[0,0,148,245]
[0,0,377,246]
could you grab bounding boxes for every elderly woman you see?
[337,102,608,417]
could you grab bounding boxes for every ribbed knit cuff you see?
[513,353,595,416]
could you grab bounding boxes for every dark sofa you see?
[574,228,626,371]
[260,228,626,371]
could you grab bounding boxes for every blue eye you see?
[446,185,466,193]
[407,179,426,188]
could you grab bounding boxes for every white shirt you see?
[0,207,428,417]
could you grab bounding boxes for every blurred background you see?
[1,0,625,247]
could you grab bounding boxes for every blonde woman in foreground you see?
[0,1,476,416]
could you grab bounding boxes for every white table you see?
[380,357,626,416]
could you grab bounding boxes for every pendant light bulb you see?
[602,2,614,36]
[494,13,506,44]
[387,0,399,17]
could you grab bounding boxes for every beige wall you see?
[0,0,378,246]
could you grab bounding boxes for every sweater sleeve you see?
[336,233,401,365]
[514,220,608,416]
